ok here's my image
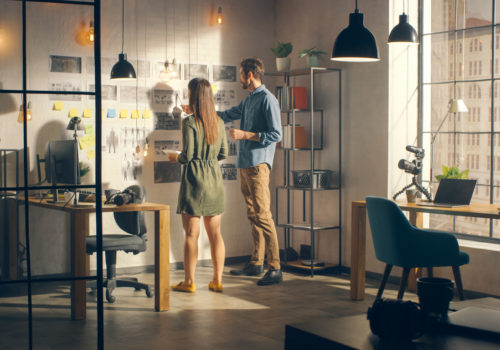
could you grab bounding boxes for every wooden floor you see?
[0,265,489,350]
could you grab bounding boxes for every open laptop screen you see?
[433,179,477,205]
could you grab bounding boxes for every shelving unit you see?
[268,67,342,276]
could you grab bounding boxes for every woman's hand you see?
[181,104,192,114]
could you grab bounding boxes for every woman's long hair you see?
[188,78,219,145]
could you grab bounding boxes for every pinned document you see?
[78,134,95,150]
[107,109,117,118]
[142,110,151,119]
[131,110,139,119]
[53,101,64,111]
[69,108,79,118]
[83,108,93,118]
[120,110,129,119]
[85,124,94,135]
[86,149,95,160]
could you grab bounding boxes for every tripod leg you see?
[413,177,432,201]
[393,182,414,201]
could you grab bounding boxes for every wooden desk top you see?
[352,200,500,219]
[16,197,169,213]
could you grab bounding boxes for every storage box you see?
[280,125,308,148]
[292,170,337,189]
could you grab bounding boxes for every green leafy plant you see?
[435,165,469,181]
[298,47,327,58]
[270,42,293,58]
[79,162,90,178]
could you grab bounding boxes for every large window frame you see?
[420,0,500,243]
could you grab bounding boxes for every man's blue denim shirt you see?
[218,85,282,169]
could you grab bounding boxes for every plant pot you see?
[276,57,291,72]
[306,55,320,67]
[417,277,454,320]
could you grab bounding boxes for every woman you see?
[171,78,228,293]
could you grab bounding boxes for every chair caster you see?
[106,289,116,303]
[146,286,153,298]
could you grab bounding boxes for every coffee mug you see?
[406,189,418,203]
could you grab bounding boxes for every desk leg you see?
[155,209,170,311]
[350,204,366,300]
[408,211,423,292]
[71,212,89,321]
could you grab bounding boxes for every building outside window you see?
[421,0,500,240]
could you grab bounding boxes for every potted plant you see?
[435,165,469,182]
[271,41,293,72]
[298,47,327,67]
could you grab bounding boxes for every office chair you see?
[365,196,469,301]
[86,185,152,303]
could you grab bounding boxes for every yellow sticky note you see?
[78,134,95,150]
[211,84,218,93]
[131,110,139,119]
[83,108,92,118]
[86,149,95,160]
[69,108,79,118]
[85,124,94,135]
[142,110,151,119]
[53,101,64,111]
[120,110,129,119]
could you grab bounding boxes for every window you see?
[422,0,498,240]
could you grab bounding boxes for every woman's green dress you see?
[176,115,228,216]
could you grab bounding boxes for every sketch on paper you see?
[228,140,238,156]
[101,126,120,156]
[154,140,180,155]
[88,84,117,101]
[120,86,149,104]
[155,112,180,130]
[184,64,209,80]
[122,152,143,182]
[214,89,236,109]
[49,77,82,101]
[136,59,151,79]
[221,164,237,181]
[213,65,237,82]
[152,89,175,110]
[50,55,82,73]
[154,161,181,183]
[86,56,115,75]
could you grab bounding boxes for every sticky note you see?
[211,84,218,93]
[131,110,139,119]
[86,149,95,160]
[85,124,94,135]
[107,109,117,118]
[142,110,151,119]
[83,108,93,118]
[53,101,64,111]
[78,134,95,150]
[69,108,79,118]
[120,110,129,119]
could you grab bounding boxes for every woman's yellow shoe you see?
[171,281,196,293]
[208,281,223,293]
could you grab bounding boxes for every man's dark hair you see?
[240,57,265,81]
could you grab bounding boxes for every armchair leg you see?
[452,266,465,300]
[398,267,411,300]
[376,264,393,300]
[427,267,433,278]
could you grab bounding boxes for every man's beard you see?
[241,81,249,90]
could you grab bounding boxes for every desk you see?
[7,197,170,320]
[350,201,500,301]
[285,313,500,350]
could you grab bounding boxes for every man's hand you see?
[229,128,259,141]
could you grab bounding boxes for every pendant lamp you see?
[331,0,380,62]
[111,0,136,80]
[388,1,418,45]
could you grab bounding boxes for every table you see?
[285,313,500,350]
[7,197,170,320]
[350,200,500,301]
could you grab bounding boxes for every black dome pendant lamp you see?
[331,0,380,62]
[111,0,136,80]
[388,0,418,45]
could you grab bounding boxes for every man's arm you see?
[257,96,282,146]
[217,100,244,123]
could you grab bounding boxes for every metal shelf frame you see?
[271,67,342,276]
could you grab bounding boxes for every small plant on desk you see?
[435,165,469,181]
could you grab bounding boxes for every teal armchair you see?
[365,196,469,300]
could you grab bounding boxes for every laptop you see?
[417,178,477,207]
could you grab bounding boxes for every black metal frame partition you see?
[0,1,104,349]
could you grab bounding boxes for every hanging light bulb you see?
[170,58,179,79]
[88,20,95,43]
[217,7,223,25]
[160,60,173,82]
[17,101,32,123]
[143,140,149,157]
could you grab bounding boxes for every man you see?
[218,57,283,286]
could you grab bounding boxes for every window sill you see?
[458,239,500,252]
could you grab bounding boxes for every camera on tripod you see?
[398,146,425,176]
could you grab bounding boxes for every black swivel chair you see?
[86,185,152,303]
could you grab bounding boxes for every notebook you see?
[417,178,477,207]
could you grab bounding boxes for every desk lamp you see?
[66,116,85,206]
[429,99,468,197]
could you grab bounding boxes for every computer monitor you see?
[44,140,80,202]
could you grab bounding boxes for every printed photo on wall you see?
[88,84,117,101]
[184,64,209,80]
[228,140,238,156]
[213,65,237,82]
[154,161,181,183]
[155,112,180,130]
[154,140,181,155]
[49,77,82,101]
[120,86,149,104]
[152,89,175,110]
[86,56,115,75]
[50,55,82,73]
[214,89,236,109]
[221,164,237,181]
